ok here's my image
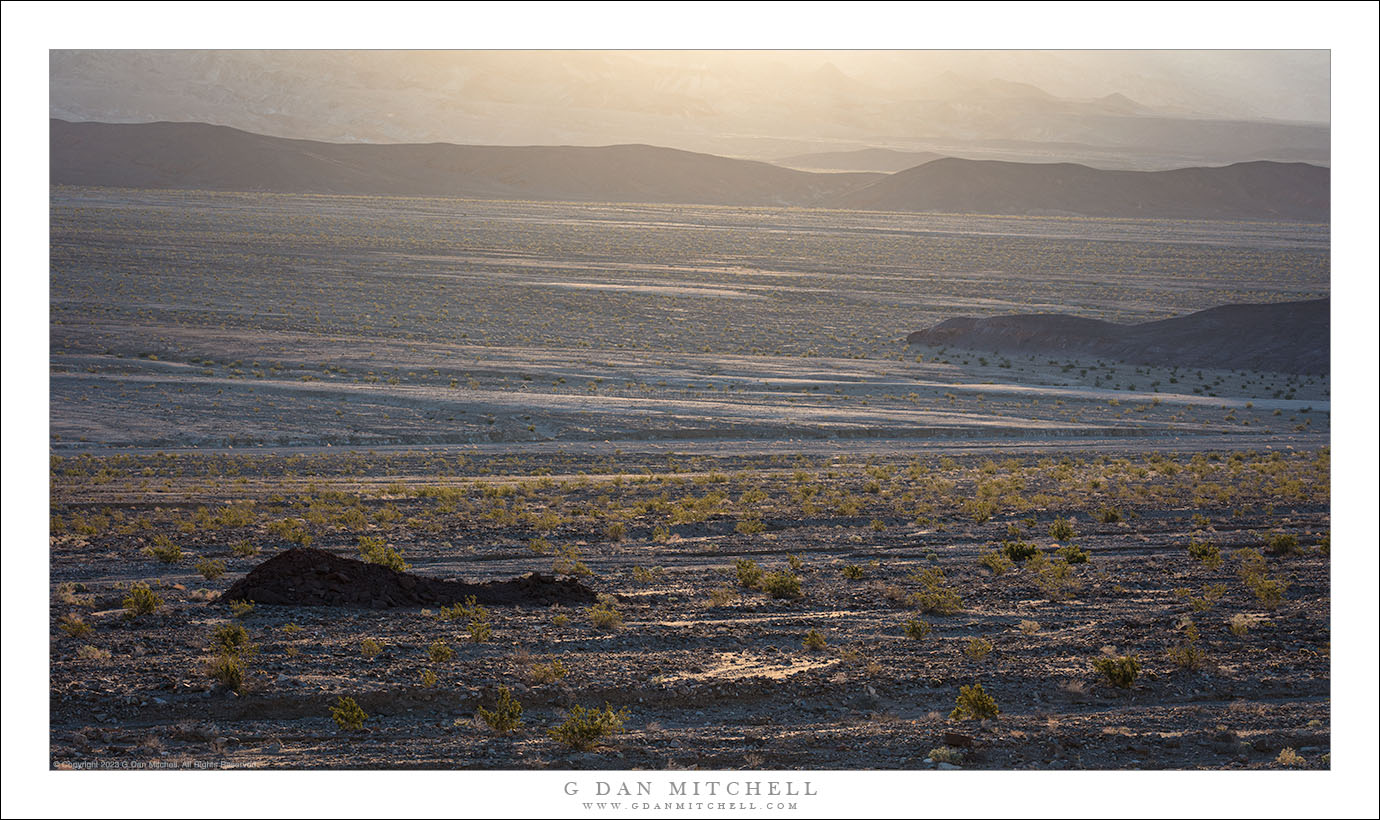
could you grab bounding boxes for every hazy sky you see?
[49,50,1329,165]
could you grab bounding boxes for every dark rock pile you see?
[221,547,597,609]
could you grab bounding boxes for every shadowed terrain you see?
[907,299,1329,375]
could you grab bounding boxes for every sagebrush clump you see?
[950,683,999,720]
[477,685,524,734]
[1092,655,1140,688]
[548,704,629,750]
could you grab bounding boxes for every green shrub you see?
[903,619,932,640]
[196,557,226,581]
[979,551,1013,575]
[57,613,92,638]
[734,558,764,589]
[1167,619,1207,669]
[964,637,994,661]
[477,685,524,733]
[231,539,259,558]
[530,659,569,683]
[761,571,803,599]
[1056,544,1090,565]
[144,534,184,564]
[210,623,252,655]
[735,517,766,535]
[553,544,592,577]
[428,639,455,663]
[588,598,624,631]
[121,582,162,618]
[841,564,866,580]
[1187,540,1223,569]
[1097,507,1122,524]
[330,696,368,731]
[357,536,409,572]
[950,683,999,720]
[1092,655,1140,688]
[1001,540,1040,562]
[1048,518,1076,541]
[548,704,629,750]
[361,638,384,659]
[206,652,247,694]
[1265,532,1301,556]
[802,628,827,651]
[228,599,255,619]
[911,568,963,615]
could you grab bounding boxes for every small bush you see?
[361,638,384,659]
[1275,747,1306,768]
[330,696,368,731]
[964,637,994,661]
[603,521,626,541]
[1048,518,1076,541]
[228,599,255,619]
[58,613,92,638]
[735,517,766,535]
[588,598,624,631]
[428,640,455,663]
[420,669,438,687]
[841,564,866,580]
[1056,544,1090,564]
[231,540,259,558]
[1092,655,1140,688]
[1228,613,1251,637]
[707,585,736,607]
[477,685,524,733]
[1001,540,1040,562]
[1097,507,1122,524]
[950,683,999,720]
[761,571,803,599]
[210,623,252,655]
[553,545,592,577]
[979,551,1013,575]
[196,557,226,581]
[802,628,827,651]
[548,704,629,750]
[734,558,764,589]
[1187,540,1223,569]
[1019,619,1040,635]
[903,619,932,640]
[911,568,963,615]
[76,645,111,661]
[928,746,964,765]
[206,653,246,694]
[530,659,569,684]
[1265,532,1301,556]
[357,536,409,572]
[1167,620,1207,669]
[787,554,804,572]
[122,582,162,618]
[144,535,183,563]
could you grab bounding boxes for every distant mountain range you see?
[51,119,1329,221]
[906,299,1330,375]
[773,148,947,173]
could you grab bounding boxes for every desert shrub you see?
[1048,518,1076,541]
[841,564,866,580]
[330,696,368,731]
[530,659,569,684]
[588,595,623,630]
[228,599,255,619]
[1187,540,1223,569]
[477,685,524,734]
[1265,532,1301,556]
[144,534,184,563]
[950,683,999,720]
[964,637,994,661]
[707,585,736,607]
[441,596,493,642]
[761,571,803,599]
[210,623,252,655]
[122,582,162,618]
[651,525,671,543]
[1236,548,1289,608]
[928,746,964,765]
[553,545,592,577]
[603,521,626,541]
[1056,544,1090,565]
[802,628,827,651]
[1092,655,1140,688]
[734,558,764,589]
[964,499,997,523]
[1275,748,1306,768]
[911,567,963,615]
[979,551,1013,575]
[548,704,629,750]
[528,537,551,554]
[206,653,246,694]
[76,645,111,661]
[903,619,932,640]
[735,517,766,535]
[420,669,438,687]
[1026,553,1080,600]
[231,540,259,558]
[631,565,660,585]
[196,557,226,581]
[1001,540,1040,562]
[1167,619,1207,669]
[57,613,91,638]
[357,536,409,572]
[1228,614,1251,637]
[428,640,455,663]
[1097,507,1122,524]
[361,638,384,659]
[1019,620,1040,635]
[552,613,570,627]
[787,554,804,572]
